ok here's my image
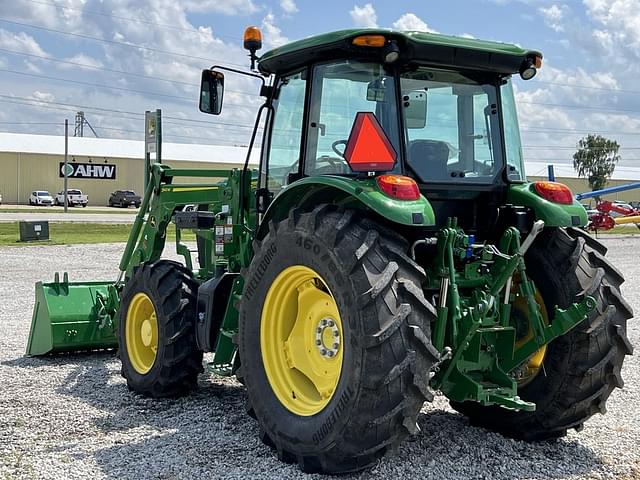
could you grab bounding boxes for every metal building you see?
[0,132,257,206]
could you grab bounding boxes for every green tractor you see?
[27,27,633,474]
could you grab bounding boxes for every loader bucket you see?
[26,273,119,356]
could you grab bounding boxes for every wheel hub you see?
[315,318,340,357]
[125,292,158,374]
[261,265,344,416]
[141,319,153,347]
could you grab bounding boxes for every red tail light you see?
[376,175,420,201]
[533,181,573,205]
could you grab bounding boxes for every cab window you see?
[266,70,307,191]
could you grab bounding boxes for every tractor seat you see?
[407,140,451,182]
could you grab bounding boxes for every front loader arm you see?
[117,163,252,280]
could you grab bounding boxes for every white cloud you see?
[350,3,378,28]
[392,13,437,32]
[0,29,48,56]
[60,53,104,70]
[538,4,568,32]
[182,0,258,15]
[23,60,42,73]
[280,0,298,14]
[31,91,55,103]
[262,13,289,48]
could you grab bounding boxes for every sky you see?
[0,0,639,170]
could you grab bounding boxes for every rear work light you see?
[533,181,574,205]
[376,175,421,201]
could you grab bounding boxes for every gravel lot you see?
[0,239,638,480]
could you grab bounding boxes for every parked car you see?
[108,190,141,208]
[55,189,88,207]
[29,191,54,206]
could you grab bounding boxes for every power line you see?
[0,68,194,103]
[522,127,640,136]
[532,80,640,96]
[518,100,640,116]
[0,121,61,125]
[0,48,262,97]
[17,0,241,42]
[0,95,262,130]
[0,17,246,67]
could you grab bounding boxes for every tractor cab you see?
[201,28,543,236]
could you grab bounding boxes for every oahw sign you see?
[59,162,116,180]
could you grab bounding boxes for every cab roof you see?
[258,28,541,76]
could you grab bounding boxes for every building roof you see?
[2,132,639,181]
[0,132,259,164]
[525,161,640,181]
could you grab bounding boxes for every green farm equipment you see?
[28,27,633,473]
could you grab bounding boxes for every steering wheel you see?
[332,139,348,157]
[315,155,350,174]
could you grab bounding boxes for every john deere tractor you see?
[28,27,633,474]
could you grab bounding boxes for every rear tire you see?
[238,205,438,473]
[450,227,633,440]
[118,260,203,397]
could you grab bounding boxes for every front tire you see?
[118,260,203,397]
[451,227,633,440]
[238,206,438,474]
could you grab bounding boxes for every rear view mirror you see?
[199,70,225,115]
[366,78,385,101]
[404,90,427,129]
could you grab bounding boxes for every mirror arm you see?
[209,65,267,87]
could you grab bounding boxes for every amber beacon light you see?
[243,26,263,69]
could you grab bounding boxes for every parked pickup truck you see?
[108,190,141,208]
[55,189,88,207]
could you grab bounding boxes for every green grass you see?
[0,222,195,246]
[0,207,136,214]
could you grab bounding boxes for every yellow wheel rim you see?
[260,265,343,416]
[126,292,159,374]
[513,282,549,386]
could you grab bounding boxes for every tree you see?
[573,134,620,195]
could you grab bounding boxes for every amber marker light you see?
[533,181,573,205]
[534,55,543,68]
[352,35,386,47]
[376,175,421,201]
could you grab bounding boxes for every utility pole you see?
[64,119,69,213]
[144,109,162,194]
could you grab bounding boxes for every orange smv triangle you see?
[344,112,397,172]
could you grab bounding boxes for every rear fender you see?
[508,183,587,228]
[257,175,436,239]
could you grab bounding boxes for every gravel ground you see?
[0,239,638,480]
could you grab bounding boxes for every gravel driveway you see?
[0,239,638,480]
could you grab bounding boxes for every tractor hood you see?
[258,28,542,76]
